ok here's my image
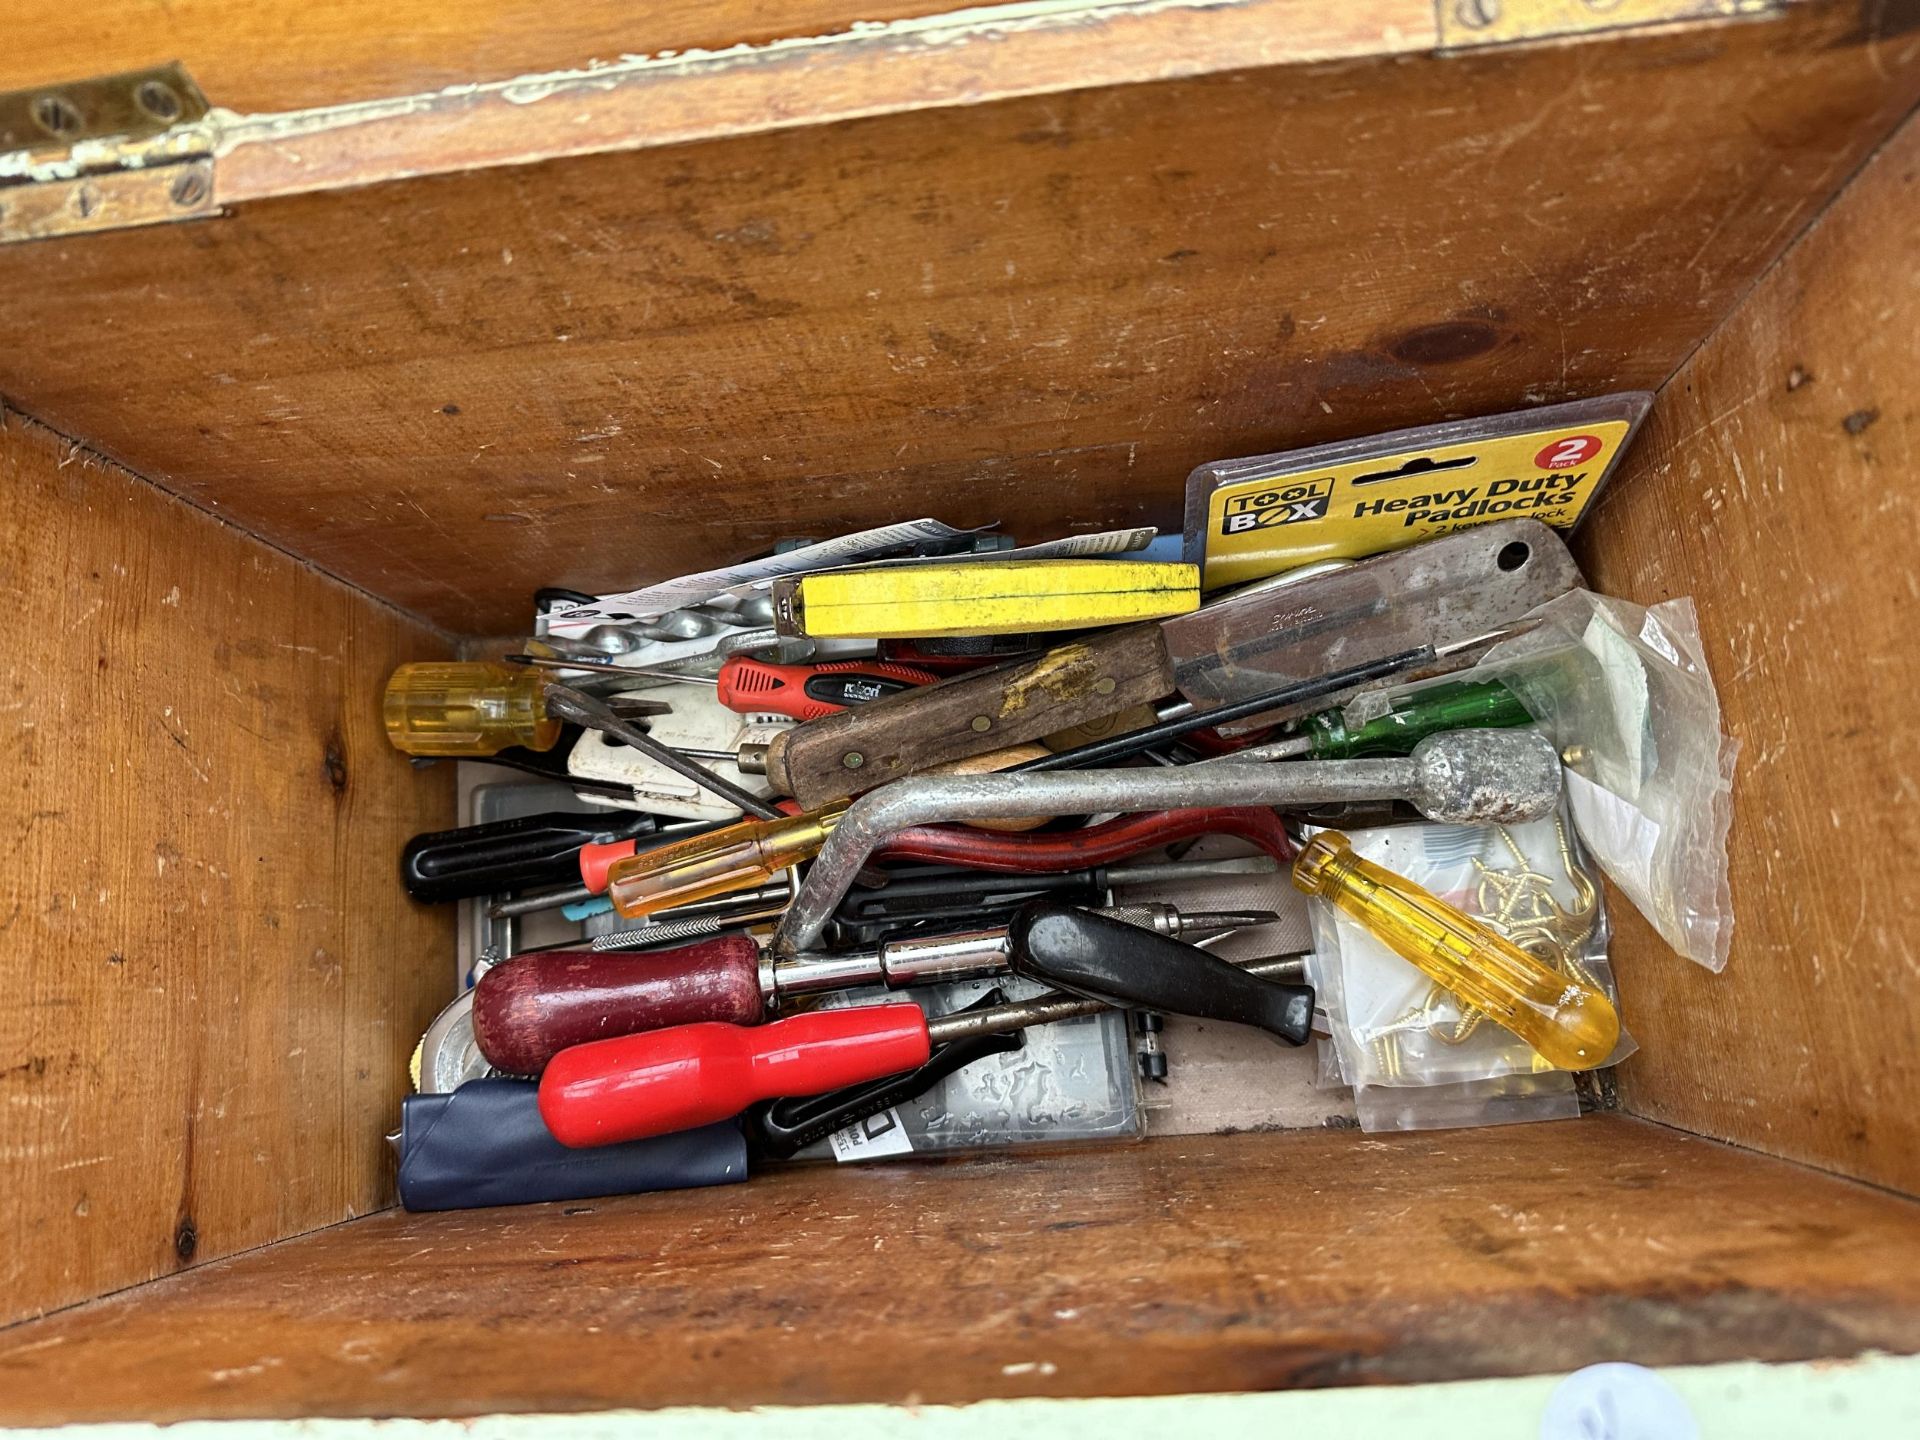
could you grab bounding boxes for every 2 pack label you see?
[1184,396,1651,590]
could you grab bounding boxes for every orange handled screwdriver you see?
[605,802,850,919]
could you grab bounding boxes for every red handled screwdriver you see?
[538,903,1316,1147]
[473,903,1275,1075]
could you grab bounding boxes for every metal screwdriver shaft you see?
[543,684,781,822]
[925,949,1311,1043]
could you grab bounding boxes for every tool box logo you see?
[1219,477,1334,535]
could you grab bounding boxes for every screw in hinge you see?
[169,167,211,209]
[135,79,183,123]
[1454,0,1501,26]
[842,751,865,771]
[31,93,83,139]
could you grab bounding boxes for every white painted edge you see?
[6,1352,1917,1439]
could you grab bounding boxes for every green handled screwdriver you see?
[1206,680,1532,763]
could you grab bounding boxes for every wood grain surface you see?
[1,1118,1917,1423]
[211,0,1429,206]
[1,5,1915,633]
[0,410,457,1325]
[1580,111,1920,1196]
[0,1,973,114]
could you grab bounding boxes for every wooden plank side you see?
[211,0,1432,206]
[1,6,1913,635]
[1,1119,1918,1422]
[1578,112,1920,1194]
[0,410,457,1325]
[0,1,974,115]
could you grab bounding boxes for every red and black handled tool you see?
[536,904,1316,1147]
[471,903,1269,1075]
[714,657,937,722]
[401,809,661,903]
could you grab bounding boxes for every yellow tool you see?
[771,559,1199,639]
[607,802,850,919]
[1290,831,1619,1071]
[383,662,561,757]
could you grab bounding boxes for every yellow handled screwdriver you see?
[382,662,782,821]
[1291,831,1619,1070]
[382,661,562,757]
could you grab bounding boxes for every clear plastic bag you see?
[1352,1073,1580,1133]
[1307,804,1635,1112]
[1358,591,1737,970]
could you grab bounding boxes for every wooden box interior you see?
[1,0,1916,1423]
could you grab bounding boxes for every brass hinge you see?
[0,62,217,244]
[1438,0,1783,49]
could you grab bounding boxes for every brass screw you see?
[969,715,993,733]
[841,751,865,770]
[1093,677,1117,696]
[31,94,82,139]
[135,79,183,123]
[169,168,210,208]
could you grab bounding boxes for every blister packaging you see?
[1306,805,1634,1122]
[567,682,792,820]
[1355,591,1738,969]
[792,976,1143,1164]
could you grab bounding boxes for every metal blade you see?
[1158,519,1580,731]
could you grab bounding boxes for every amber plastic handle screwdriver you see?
[381,663,780,822]
[606,802,850,918]
[1290,831,1619,1070]
[383,662,561,757]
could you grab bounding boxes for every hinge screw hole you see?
[32,94,82,138]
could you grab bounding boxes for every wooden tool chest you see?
[1,0,1916,1424]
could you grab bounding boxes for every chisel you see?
[760,520,1579,807]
